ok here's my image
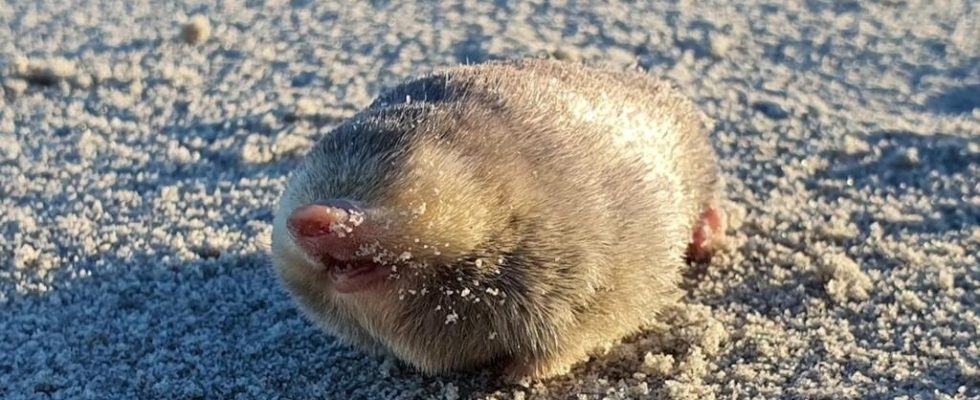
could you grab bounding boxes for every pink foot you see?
[688,206,726,262]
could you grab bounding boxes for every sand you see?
[1,0,977,399]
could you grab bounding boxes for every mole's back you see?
[369,58,721,233]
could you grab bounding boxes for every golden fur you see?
[270,58,722,379]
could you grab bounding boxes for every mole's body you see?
[270,58,726,380]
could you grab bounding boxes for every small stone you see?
[181,15,211,45]
[936,270,955,290]
[3,78,29,95]
[0,135,22,161]
[167,143,195,164]
[13,244,40,268]
[641,352,675,375]
[817,251,872,303]
[630,381,651,396]
[294,97,318,116]
[841,135,871,156]
[441,383,459,400]
[898,290,927,311]
[240,134,274,164]
[130,80,143,95]
[894,147,920,168]
[71,73,93,89]
[708,32,732,57]
[77,131,106,160]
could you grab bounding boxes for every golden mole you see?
[270,58,726,380]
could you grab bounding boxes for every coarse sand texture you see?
[1,1,978,399]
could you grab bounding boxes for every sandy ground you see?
[1,0,978,399]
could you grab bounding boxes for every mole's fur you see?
[271,58,724,380]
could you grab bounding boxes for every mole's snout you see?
[286,199,368,261]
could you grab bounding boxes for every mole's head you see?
[270,101,634,373]
[271,108,517,309]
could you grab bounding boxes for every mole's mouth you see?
[325,258,391,293]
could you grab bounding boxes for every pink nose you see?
[286,199,367,261]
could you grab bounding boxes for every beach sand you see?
[1,0,977,398]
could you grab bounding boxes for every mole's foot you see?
[688,206,727,262]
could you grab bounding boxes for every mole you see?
[270,58,727,380]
